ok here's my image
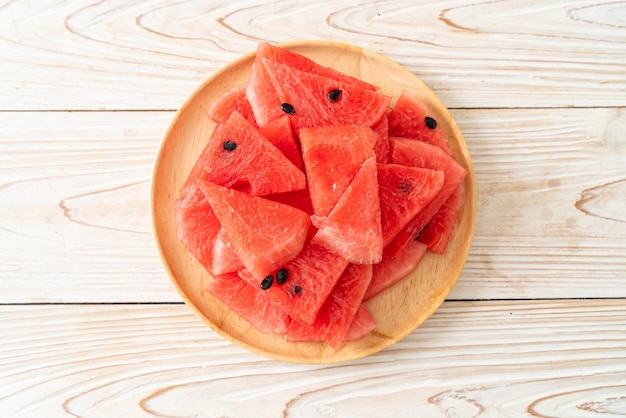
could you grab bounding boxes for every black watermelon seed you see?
[281,103,296,115]
[327,89,342,102]
[399,180,411,194]
[276,268,288,284]
[424,116,437,129]
[222,141,237,151]
[292,285,302,295]
[260,275,273,290]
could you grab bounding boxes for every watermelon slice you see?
[258,115,304,171]
[364,239,428,301]
[256,42,377,91]
[207,84,257,125]
[377,164,445,246]
[286,264,373,350]
[417,183,465,253]
[197,180,311,279]
[344,305,377,341]
[385,138,467,256]
[239,235,349,324]
[207,273,290,334]
[183,111,305,197]
[174,184,221,272]
[299,124,378,217]
[311,155,383,264]
[246,56,390,130]
[388,90,452,156]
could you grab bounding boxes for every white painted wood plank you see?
[1,0,624,110]
[1,108,624,303]
[448,106,626,299]
[1,301,625,417]
[0,111,179,302]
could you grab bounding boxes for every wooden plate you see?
[151,40,476,364]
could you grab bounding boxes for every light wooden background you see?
[1,1,625,417]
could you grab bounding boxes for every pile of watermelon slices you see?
[174,42,467,350]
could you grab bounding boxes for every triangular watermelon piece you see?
[286,263,373,350]
[173,184,221,272]
[197,180,311,279]
[417,183,465,253]
[257,42,377,91]
[388,90,452,155]
[364,239,428,301]
[258,115,304,171]
[183,111,305,197]
[377,164,445,246]
[299,124,379,217]
[344,304,377,341]
[239,235,349,324]
[207,272,291,334]
[311,155,383,264]
[247,57,390,130]
[384,138,467,257]
[207,84,257,126]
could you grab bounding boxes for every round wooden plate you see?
[151,40,476,364]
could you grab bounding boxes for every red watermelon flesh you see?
[344,304,376,341]
[211,229,245,275]
[247,57,390,130]
[174,184,221,272]
[388,90,452,156]
[286,264,373,350]
[311,155,383,264]
[175,42,470,348]
[239,235,349,324]
[377,164,445,246]
[264,190,319,248]
[384,138,467,257]
[372,112,391,163]
[391,137,466,179]
[265,187,315,216]
[207,84,257,126]
[207,273,290,334]
[182,111,305,197]
[363,239,428,301]
[245,56,283,128]
[417,183,465,254]
[299,124,378,217]
[258,115,304,171]
[257,42,377,91]
[197,180,311,280]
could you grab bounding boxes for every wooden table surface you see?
[2,1,625,417]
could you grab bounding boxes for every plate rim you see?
[151,39,476,364]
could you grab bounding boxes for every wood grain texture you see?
[1,301,625,417]
[2,0,624,414]
[1,0,625,111]
[1,107,624,303]
[0,111,179,303]
[448,106,626,299]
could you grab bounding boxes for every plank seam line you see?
[0,302,186,306]
[0,106,624,113]
[1,297,624,306]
